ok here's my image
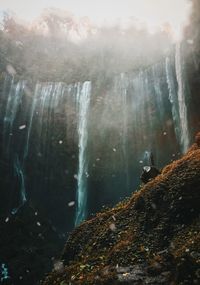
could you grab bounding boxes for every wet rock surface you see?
[43,133,200,285]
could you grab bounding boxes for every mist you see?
[0,7,176,84]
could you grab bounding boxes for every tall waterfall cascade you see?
[12,155,27,214]
[114,73,130,194]
[75,81,91,226]
[0,43,193,230]
[165,43,190,153]
[165,56,180,143]
[175,42,190,153]
[1,80,73,214]
[2,79,28,213]
[3,80,25,154]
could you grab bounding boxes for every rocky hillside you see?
[43,133,200,285]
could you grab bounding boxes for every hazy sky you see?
[0,0,191,37]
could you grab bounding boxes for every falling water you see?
[2,80,67,214]
[165,56,181,144]
[11,154,27,214]
[23,84,39,159]
[3,80,25,154]
[130,69,154,144]
[152,64,165,122]
[118,74,130,193]
[1,79,28,213]
[175,42,190,153]
[0,54,193,230]
[75,81,91,226]
[35,83,65,152]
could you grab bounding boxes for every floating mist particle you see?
[68,201,75,207]
[19,124,26,130]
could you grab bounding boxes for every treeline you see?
[0,8,174,83]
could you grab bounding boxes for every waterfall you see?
[130,69,154,144]
[0,52,193,232]
[1,79,28,213]
[165,56,180,144]
[118,74,130,193]
[75,81,91,226]
[24,84,39,159]
[11,155,27,214]
[166,45,190,153]
[2,80,67,214]
[175,42,189,153]
[152,64,165,122]
[3,79,25,154]
[35,82,65,152]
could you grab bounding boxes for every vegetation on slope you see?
[43,133,200,284]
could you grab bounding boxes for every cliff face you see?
[44,133,200,285]
[184,0,200,138]
[0,204,64,285]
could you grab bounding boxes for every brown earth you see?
[43,133,200,285]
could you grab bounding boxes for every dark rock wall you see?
[0,42,199,234]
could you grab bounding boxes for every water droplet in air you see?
[19,125,26,130]
[68,201,75,207]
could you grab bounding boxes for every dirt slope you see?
[43,133,200,285]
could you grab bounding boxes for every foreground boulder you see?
[44,133,200,285]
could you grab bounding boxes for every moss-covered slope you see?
[44,133,200,285]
